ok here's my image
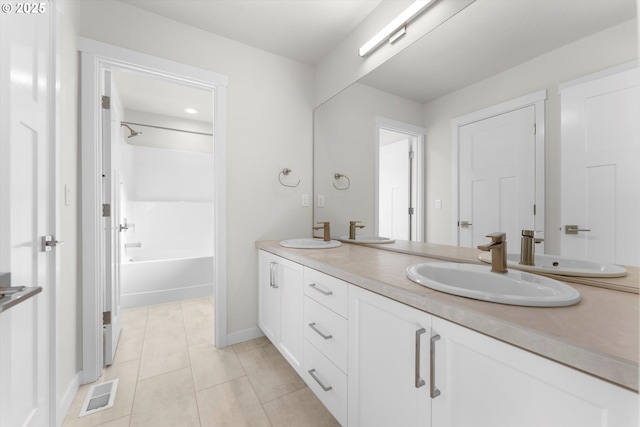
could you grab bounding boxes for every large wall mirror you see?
[313,0,637,260]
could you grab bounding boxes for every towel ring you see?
[333,173,350,190]
[279,168,300,188]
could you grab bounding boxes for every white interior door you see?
[102,71,123,365]
[379,138,411,240]
[458,106,537,251]
[560,66,640,267]
[0,6,53,426]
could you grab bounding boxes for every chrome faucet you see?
[313,221,331,242]
[477,232,508,273]
[519,230,544,266]
[349,221,365,240]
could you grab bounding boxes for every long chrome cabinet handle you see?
[415,328,426,388]
[308,369,333,391]
[308,283,333,296]
[430,333,441,398]
[308,322,333,340]
[269,262,278,288]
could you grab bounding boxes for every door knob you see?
[564,225,591,235]
[41,235,65,252]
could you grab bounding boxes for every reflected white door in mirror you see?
[375,117,426,242]
[452,90,546,250]
[560,64,640,267]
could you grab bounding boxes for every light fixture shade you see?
[359,0,434,57]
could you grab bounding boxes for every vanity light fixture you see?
[359,0,435,57]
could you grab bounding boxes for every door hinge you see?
[102,95,110,110]
[533,204,537,215]
[409,150,415,160]
[533,123,537,135]
[408,207,415,215]
[102,203,111,217]
[103,311,111,325]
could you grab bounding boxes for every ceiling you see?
[118,0,382,65]
[361,0,637,104]
[112,0,637,120]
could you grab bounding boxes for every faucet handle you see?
[521,230,534,237]
[486,232,506,243]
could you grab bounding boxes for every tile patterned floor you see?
[62,297,339,426]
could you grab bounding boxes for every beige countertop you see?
[256,240,639,392]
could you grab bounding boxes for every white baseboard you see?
[225,326,264,346]
[57,371,81,426]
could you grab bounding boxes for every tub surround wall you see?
[256,240,639,392]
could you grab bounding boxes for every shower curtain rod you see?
[120,121,213,137]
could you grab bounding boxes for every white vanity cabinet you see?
[348,285,433,427]
[302,267,350,426]
[257,249,638,427]
[430,316,639,427]
[257,250,304,374]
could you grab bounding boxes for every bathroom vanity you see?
[256,241,638,427]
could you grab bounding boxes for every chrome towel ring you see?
[333,173,350,190]
[278,168,300,188]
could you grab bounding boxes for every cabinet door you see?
[431,316,639,427]
[258,251,279,343]
[349,285,433,427]
[277,256,304,374]
[257,250,304,375]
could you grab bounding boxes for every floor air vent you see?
[79,379,119,417]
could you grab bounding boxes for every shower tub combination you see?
[120,251,214,308]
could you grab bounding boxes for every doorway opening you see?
[79,38,228,384]
[375,117,426,242]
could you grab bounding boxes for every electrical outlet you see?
[302,194,309,207]
[317,194,325,207]
[435,199,442,209]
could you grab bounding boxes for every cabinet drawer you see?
[303,340,348,426]
[304,296,348,373]
[303,267,348,317]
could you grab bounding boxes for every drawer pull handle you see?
[430,333,441,398]
[308,322,333,340]
[269,262,278,288]
[308,283,333,296]
[415,328,426,388]
[308,369,332,391]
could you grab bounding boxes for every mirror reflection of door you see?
[376,118,425,242]
[560,66,640,267]
[458,106,537,250]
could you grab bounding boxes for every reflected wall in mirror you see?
[314,83,424,239]
[313,0,638,259]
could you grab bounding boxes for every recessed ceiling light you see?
[184,108,198,114]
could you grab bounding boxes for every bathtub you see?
[120,252,214,308]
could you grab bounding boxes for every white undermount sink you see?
[338,235,395,244]
[478,253,627,278]
[279,238,341,249]
[406,262,581,307]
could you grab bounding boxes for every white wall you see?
[423,20,638,252]
[314,82,423,237]
[57,0,81,414]
[77,1,314,342]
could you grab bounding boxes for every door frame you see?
[374,116,426,241]
[451,90,546,246]
[79,38,228,383]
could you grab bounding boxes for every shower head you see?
[121,123,142,138]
